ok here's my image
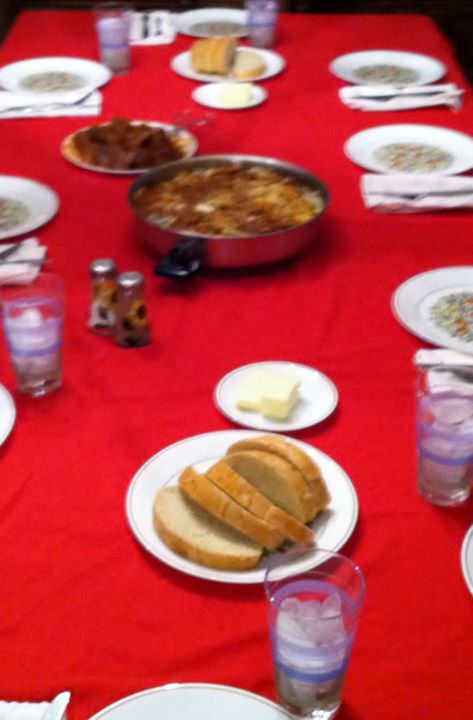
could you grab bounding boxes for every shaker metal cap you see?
[90,258,117,275]
[118,271,144,288]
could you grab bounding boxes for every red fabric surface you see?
[1,10,473,720]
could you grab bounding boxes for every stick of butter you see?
[216,82,253,108]
[236,369,300,419]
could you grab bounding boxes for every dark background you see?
[1,1,472,81]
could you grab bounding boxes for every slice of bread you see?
[191,37,237,75]
[179,466,284,550]
[225,450,315,523]
[206,459,315,545]
[153,487,263,571]
[232,49,266,80]
[227,436,331,520]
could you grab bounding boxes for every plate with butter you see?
[214,361,338,432]
[192,82,267,110]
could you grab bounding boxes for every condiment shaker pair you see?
[88,259,151,347]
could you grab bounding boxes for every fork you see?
[0,89,96,115]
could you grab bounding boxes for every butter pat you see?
[236,369,301,420]
[216,82,253,108]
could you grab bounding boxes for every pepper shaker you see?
[115,271,151,347]
[88,258,118,335]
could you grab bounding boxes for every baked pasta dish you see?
[134,165,325,236]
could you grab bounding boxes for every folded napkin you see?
[0,88,102,119]
[0,238,47,285]
[415,349,473,369]
[339,84,463,111]
[130,11,176,45]
[0,692,70,720]
[415,349,473,393]
[361,174,473,213]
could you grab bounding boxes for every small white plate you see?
[89,684,291,720]
[61,120,198,175]
[0,176,59,241]
[192,82,267,110]
[214,361,338,432]
[0,57,111,98]
[171,48,285,83]
[461,526,473,596]
[392,266,473,354]
[345,124,473,175]
[176,8,248,37]
[0,384,16,445]
[126,429,359,584]
[330,50,446,86]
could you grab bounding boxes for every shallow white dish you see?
[89,684,291,720]
[126,429,358,584]
[461,525,473,596]
[192,82,267,110]
[171,48,285,83]
[214,361,338,432]
[345,124,473,176]
[392,266,473,354]
[0,57,111,98]
[0,385,15,446]
[330,50,445,86]
[0,176,59,241]
[176,8,248,37]
[61,120,198,175]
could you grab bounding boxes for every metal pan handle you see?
[154,237,205,279]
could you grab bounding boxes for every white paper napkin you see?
[0,238,47,285]
[130,11,176,45]
[0,88,102,119]
[361,174,473,213]
[415,349,473,369]
[0,692,70,720]
[339,84,463,111]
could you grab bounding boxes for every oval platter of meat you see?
[61,117,198,175]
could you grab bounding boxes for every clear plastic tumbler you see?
[264,548,365,720]
[95,2,132,75]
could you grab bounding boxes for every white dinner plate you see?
[126,429,359,584]
[61,121,198,175]
[214,361,338,432]
[192,82,267,110]
[171,48,285,83]
[0,384,15,445]
[330,50,445,86]
[392,266,473,354]
[0,176,59,241]
[0,57,111,98]
[176,8,248,37]
[89,684,292,720]
[344,124,473,176]
[461,525,473,596]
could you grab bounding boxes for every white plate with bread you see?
[126,430,358,584]
[171,37,285,82]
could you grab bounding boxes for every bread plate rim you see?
[125,429,359,584]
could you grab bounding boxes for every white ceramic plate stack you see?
[0,56,111,97]
[0,176,59,240]
[330,50,446,86]
[0,385,16,445]
[461,526,473,596]
[176,8,248,37]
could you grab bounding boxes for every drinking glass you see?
[2,273,64,397]
[264,547,365,720]
[95,2,132,75]
[416,364,473,505]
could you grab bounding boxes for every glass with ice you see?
[416,365,473,505]
[2,273,64,396]
[264,548,365,720]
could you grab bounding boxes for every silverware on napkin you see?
[339,83,464,111]
[0,89,97,115]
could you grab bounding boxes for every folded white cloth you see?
[415,349,473,369]
[0,238,47,285]
[0,692,70,720]
[130,11,176,45]
[339,84,463,111]
[361,174,473,213]
[415,350,473,393]
[0,88,102,119]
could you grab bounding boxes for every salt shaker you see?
[88,258,118,335]
[115,271,151,347]
[245,0,278,48]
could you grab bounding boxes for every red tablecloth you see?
[1,10,473,720]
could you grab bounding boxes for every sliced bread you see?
[232,49,266,80]
[206,459,315,545]
[153,487,262,571]
[228,435,331,519]
[191,37,237,75]
[179,466,284,550]
[225,450,315,523]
